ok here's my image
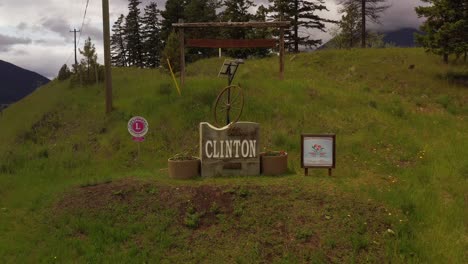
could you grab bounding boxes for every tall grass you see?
[0,48,466,262]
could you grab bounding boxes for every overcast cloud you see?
[0,0,424,79]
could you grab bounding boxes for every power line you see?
[62,0,90,68]
[77,0,91,47]
[64,51,74,66]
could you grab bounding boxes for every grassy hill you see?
[0,48,466,263]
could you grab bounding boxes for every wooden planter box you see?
[168,158,200,179]
[261,153,288,176]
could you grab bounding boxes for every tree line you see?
[58,0,465,81]
[330,0,467,63]
[109,0,341,70]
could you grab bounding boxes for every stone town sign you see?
[200,122,260,177]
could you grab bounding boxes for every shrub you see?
[162,31,181,73]
[57,64,72,81]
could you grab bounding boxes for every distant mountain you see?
[383,28,422,47]
[318,27,422,50]
[0,60,50,106]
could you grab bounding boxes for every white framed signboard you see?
[301,134,336,176]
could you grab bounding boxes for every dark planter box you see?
[168,158,200,179]
[261,153,288,175]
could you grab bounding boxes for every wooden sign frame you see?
[172,20,291,86]
[301,134,336,176]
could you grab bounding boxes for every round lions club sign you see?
[128,116,148,142]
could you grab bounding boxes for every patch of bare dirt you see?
[55,178,144,212]
[54,178,399,262]
[178,185,234,228]
[55,178,235,229]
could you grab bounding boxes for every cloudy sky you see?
[0,0,424,79]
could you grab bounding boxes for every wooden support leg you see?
[179,19,185,88]
[279,27,285,80]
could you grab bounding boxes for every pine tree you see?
[184,0,222,60]
[249,4,273,57]
[339,0,390,48]
[125,0,144,67]
[415,0,468,63]
[111,14,127,67]
[222,0,255,25]
[71,37,100,86]
[161,0,187,43]
[141,2,163,68]
[57,64,72,81]
[184,0,220,22]
[162,31,181,72]
[79,37,98,80]
[221,0,256,58]
[268,0,334,52]
[338,2,361,48]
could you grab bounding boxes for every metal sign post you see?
[217,59,244,125]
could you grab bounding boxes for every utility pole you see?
[69,28,81,66]
[102,0,113,114]
[361,0,366,48]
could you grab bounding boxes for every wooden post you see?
[279,27,285,80]
[171,21,291,82]
[102,0,113,114]
[361,0,366,48]
[328,168,332,176]
[305,168,308,176]
[179,19,185,87]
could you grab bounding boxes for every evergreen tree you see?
[111,14,127,67]
[125,0,144,67]
[161,0,187,43]
[338,2,361,48]
[141,2,163,68]
[256,4,269,21]
[415,0,468,63]
[79,37,98,79]
[268,0,334,52]
[221,0,256,58]
[71,37,102,86]
[339,0,390,48]
[162,31,181,72]
[250,4,273,57]
[184,0,222,61]
[184,0,220,22]
[57,64,72,81]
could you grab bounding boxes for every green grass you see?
[0,48,467,262]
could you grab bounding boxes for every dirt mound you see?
[56,178,147,212]
[54,178,399,263]
[56,178,235,229]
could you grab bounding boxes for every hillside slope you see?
[0,60,50,105]
[0,49,466,262]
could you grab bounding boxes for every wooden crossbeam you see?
[176,19,288,86]
[173,21,290,28]
[186,39,276,48]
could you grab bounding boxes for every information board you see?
[301,134,336,175]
